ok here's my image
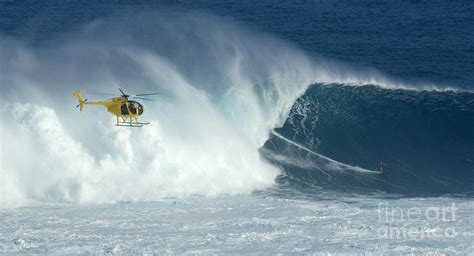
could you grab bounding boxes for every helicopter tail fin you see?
[73,91,85,111]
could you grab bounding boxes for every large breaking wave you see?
[264,84,474,196]
[1,11,471,207]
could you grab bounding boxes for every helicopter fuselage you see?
[74,91,149,127]
[106,97,144,117]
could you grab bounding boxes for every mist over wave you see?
[0,10,458,207]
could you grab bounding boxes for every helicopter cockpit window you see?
[121,104,128,115]
[121,101,143,115]
[137,103,143,115]
[129,103,137,114]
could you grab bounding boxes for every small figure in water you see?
[376,161,385,173]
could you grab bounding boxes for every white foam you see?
[269,131,378,173]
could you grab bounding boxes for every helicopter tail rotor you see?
[73,91,86,111]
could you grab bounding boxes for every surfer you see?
[376,161,384,173]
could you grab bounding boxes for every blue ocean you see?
[1,1,473,254]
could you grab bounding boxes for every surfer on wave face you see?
[376,161,385,173]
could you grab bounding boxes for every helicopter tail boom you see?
[73,91,86,111]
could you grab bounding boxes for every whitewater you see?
[1,9,473,254]
[0,12,420,206]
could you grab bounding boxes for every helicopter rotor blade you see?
[118,88,128,97]
[84,89,158,99]
[132,97,155,101]
[134,92,160,96]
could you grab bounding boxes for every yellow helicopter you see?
[73,88,159,127]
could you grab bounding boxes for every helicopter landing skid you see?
[115,121,150,127]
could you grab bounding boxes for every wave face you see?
[264,84,474,196]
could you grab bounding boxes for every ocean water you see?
[1,1,473,254]
[2,196,473,254]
